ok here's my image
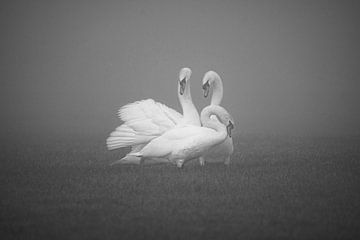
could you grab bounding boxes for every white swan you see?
[200,71,234,165]
[128,105,234,168]
[106,68,200,164]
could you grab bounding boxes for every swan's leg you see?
[224,156,231,165]
[176,159,185,168]
[199,157,205,166]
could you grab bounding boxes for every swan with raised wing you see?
[106,68,200,164]
[128,105,234,168]
[200,71,234,165]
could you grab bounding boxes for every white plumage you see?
[106,68,200,164]
[200,71,234,165]
[129,105,234,168]
[107,99,182,150]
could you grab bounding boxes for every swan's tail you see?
[110,155,142,165]
[110,144,144,165]
[127,152,142,157]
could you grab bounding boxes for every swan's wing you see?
[155,101,183,125]
[106,124,157,150]
[118,99,182,131]
[107,99,183,150]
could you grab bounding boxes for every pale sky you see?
[1,0,360,139]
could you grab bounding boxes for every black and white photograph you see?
[1,0,359,239]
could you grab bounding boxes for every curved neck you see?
[200,107,227,140]
[178,81,201,126]
[210,76,223,105]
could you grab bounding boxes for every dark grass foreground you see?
[1,134,360,239]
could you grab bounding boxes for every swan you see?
[106,68,200,164]
[128,105,234,168]
[200,70,234,165]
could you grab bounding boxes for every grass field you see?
[1,134,359,239]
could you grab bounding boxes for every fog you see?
[2,0,360,139]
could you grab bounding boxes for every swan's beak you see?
[226,121,234,138]
[202,81,210,98]
[179,78,186,95]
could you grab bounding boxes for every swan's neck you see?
[200,107,227,141]
[178,81,201,126]
[210,76,223,105]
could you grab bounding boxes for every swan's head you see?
[202,70,220,98]
[219,107,235,138]
[178,67,192,95]
[204,105,235,137]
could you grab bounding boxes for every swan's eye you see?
[202,81,210,98]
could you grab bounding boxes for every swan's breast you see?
[172,143,204,160]
[171,131,217,159]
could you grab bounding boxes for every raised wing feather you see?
[118,99,182,129]
[107,99,183,150]
[106,124,157,150]
[154,101,183,125]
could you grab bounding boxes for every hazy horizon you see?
[2,0,360,140]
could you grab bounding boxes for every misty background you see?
[1,0,360,141]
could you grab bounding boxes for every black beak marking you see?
[179,78,186,95]
[227,121,234,138]
[202,81,210,98]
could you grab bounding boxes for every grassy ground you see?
[1,134,359,239]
